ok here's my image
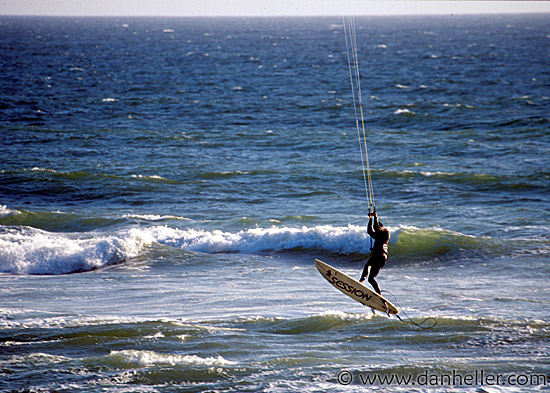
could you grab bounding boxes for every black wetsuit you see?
[360,216,390,294]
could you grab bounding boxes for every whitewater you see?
[1,204,524,275]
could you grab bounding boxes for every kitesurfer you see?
[359,211,389,295]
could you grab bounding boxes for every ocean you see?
[0,14,549,392]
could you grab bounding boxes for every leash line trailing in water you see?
[343,16,375,215]
[383,290,438,329]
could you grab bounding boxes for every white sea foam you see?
[13,352,71,366]
[148,224,388,255]
[0,205,19,218]
[110,350,235,366]
[122,214,189,221]
[130,174,168,181]
[0,223,485,275]
[0,224,395,275]
[315,310,376,321]
[394,108,415,115]
[0,227,154,275]
[420,171,448,177]
[30,167,57,173]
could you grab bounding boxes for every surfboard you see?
[315,259,398,315]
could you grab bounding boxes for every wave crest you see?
[1,222,539,275]
[107,350,235,367]
[150,224,374,255]
[149,224,504,261]
[0,226,154,275]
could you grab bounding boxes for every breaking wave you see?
[1,218,545,275]
[149,224,376,255]
[106,350,235,367]
[148,224,516,261]
[0,226,154,275]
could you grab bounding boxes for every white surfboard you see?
[315,259,398,315]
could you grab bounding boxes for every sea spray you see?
[0,226,155,274]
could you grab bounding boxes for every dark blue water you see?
[1,15,549,392]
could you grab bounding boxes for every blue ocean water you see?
[0,14,549,392]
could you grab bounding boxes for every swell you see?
[1,219,546,274]
[4,312,548,346]
[0,167,181,206]
[0,206,187,232]
[375,168,550,192]
[0,206,125,232]
[1,167,178,184]
[148,224,538,262]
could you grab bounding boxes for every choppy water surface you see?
[1,14,549,392]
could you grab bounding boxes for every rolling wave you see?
[2,217,541,275]
[4,311,547,343]
[0,206,192,232]
[148,224,514,262]
[0,226,154,275]
[375,169,548,191]
[0,205,125,232]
